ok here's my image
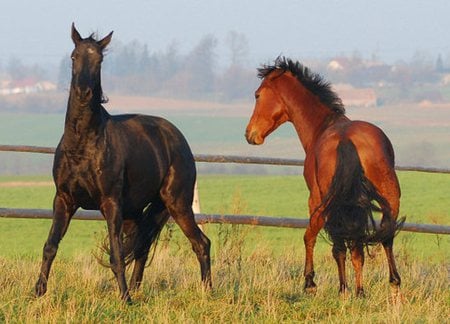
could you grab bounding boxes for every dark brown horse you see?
[34,24,211,303]
[245,57,404,297]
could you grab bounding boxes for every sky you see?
[1,0,450,68]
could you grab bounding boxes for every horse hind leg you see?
[363,159,402,292]
[379,207,402,289]
[160,183,211,289]
[332,239,348,296]
[303,212,325,293]
[129,200,170,291]
[350,242,365,297]
[372,183,402,293]
[168,205,211,289]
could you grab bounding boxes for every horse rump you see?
[322,139,404,248]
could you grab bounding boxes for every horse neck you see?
[63,87,109,145]
[283,86,335,153]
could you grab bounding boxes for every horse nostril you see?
[75,87,93,102]
[245,129,256,144]
[84,88,93,101]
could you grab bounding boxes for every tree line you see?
[2,31,450,106]
[56,42,450,105]
[56,31,257,102]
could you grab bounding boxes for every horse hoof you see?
[356,288,366,298]
[338,286,350,299]
[123,296,133,305]
[128,281,141,292]
[35,280,47,297]
[202,284,212,292]
[304,282,317,295]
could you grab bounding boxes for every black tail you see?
[322,139,403,248]
[96,201,170,267]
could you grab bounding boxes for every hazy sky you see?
[1,0,449,68]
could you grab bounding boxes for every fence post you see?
[192,181,204,231]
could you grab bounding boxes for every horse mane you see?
[258,57,345,114]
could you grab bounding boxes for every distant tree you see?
[226,31,249,67]
[57,56,71,91]
[217,65,256,101]
[7,57,27,81]
[169,35,218,98]
[410,51,438,84]
[7,56,46,81]
[436,54,445,73]
[157,41,181,82]
[219,31,254,102]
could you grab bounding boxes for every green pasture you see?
[0,172,448,262]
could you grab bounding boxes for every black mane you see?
[258,57,345,114]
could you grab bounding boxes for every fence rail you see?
[1,144,449,235]
[2,144,450,173]
[1,208,449,235]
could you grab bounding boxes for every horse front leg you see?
[101,198,131,304]
[35,194,76,297]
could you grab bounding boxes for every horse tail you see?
[322,139,403,248]
[96,201,170,268]
[128,202,170,265]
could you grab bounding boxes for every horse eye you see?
[255,93,260,100]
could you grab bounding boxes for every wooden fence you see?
[1,144,449,235]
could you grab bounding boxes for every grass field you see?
[0,173,449,322]
[0,100,449,322]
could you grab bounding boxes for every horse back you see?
[112,114,195,168]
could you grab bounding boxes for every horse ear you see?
[71,23,83,45]
[98,31,113,50]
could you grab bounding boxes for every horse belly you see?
[122,165,164,210]
[67,183,101,210]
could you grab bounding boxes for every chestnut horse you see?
[245,57,404,297]
[34,24,211,303]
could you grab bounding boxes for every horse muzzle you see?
[74,86,93,103]
[245,129,264,145]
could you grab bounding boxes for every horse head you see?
[70,23,113,103]
[245,71,290,145]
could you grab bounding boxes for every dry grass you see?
[0,226,448,323]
